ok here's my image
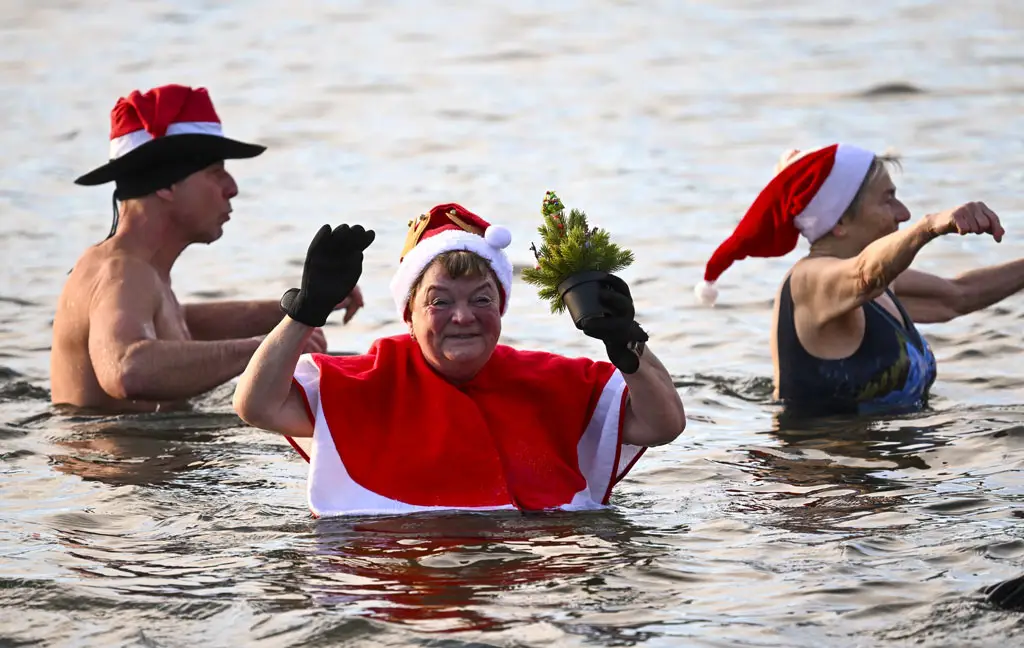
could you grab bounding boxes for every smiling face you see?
[407,251,503,384]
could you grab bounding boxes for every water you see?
[2,0,1024,645]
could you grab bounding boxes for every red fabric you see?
[315,516,601,628]
[311,334,619,510]
[703,144,839,283]
[109,85,221,139]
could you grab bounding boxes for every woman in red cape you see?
[233,203,686,517]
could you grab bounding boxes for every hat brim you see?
[74,133,266,186]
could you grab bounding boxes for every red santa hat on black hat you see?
[74,84,265,193]
[695,143,875,305]
[107,85,228,158]
[389,203,514,319]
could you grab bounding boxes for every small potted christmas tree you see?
[521,191,635,327]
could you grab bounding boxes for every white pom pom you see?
[695,280,718,306]
[484,225,512,249]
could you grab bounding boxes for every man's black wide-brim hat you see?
[74,84,265,197]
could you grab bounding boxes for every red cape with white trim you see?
[288,335,645,516]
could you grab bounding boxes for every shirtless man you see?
[50,84,363,413]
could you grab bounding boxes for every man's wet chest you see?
[153,286,191,341]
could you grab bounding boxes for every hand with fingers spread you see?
[577,275,649,375]
[303,328,329,354]
[928,201,1005,242]
[334,285,365,324]
[280,224,376,328]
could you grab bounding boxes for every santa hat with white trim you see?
[74,84,265,199]
[695,143,876,305]
[389,203,514,320]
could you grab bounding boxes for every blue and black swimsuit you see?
[776,276,938,415]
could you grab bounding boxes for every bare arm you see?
[233,222,375,436]
[621,347,686,447]
[893,260,1024,324]
[793,203,1003,327]
[233,317,316,438]
[88,260,262,401]
[185,286,365,340]
[792,217,941,327]
[184,300,284,340]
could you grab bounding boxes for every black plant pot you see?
[557,270,612,329]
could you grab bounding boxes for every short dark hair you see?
[407,250,498,306]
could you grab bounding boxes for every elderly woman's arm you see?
[233,317,317,437]
[620,347,686,446]
[234,222,375,437]
[794,203,1003,327]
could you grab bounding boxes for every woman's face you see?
[408,262,502,383]
[840,167,912,248]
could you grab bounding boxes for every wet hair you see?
[407,250,500,308]
[840,153,903,222]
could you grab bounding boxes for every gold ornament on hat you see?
[399,207,484,260]
[445,208,484,236]
[400,213,430,260]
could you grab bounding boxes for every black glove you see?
[579,275,649,374]
[281,224,375,327]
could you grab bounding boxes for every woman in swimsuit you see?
[696,143,1021,415]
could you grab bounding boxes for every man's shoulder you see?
[74,244,159,283]
[65,245,164,309]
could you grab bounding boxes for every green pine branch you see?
[522,190,635,313]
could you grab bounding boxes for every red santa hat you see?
[389,203,514,319]
[74,84,265,198]
[695,143,875,305]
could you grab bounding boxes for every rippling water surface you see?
[2,1,1024,645]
